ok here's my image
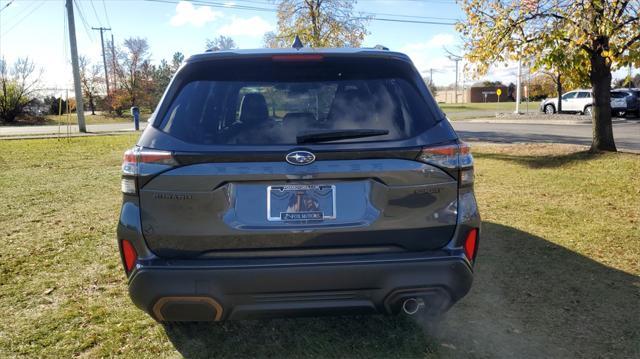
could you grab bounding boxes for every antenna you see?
[292,35,304,50]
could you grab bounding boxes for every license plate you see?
[267,184,336,221]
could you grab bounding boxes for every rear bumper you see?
[128,252,473,321]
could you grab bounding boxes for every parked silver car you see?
[540,89,593,115]
[540,89,629,116]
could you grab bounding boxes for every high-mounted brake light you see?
[464,228,478,261]
[272,54,324,62]
[121,148,176,194]
[120,239,138,273]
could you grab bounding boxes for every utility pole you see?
[444,47,462,104]
[65,0,86,132]
[430,68,433,85]
[92,26,111,96]
[111,33,117,90]
[447,57,461,104]
[515,57,522,114]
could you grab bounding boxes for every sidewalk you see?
[463,118,637,125]
[0,122,146,140]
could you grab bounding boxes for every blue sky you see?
[0,0,635,90]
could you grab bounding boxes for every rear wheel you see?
[544,104,555,114]
[583,105,593,117]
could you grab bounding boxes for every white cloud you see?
[170,1,223,27]
[217,16,274,38]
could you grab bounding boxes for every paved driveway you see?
[2,119,639,152]
[451,120,640,152]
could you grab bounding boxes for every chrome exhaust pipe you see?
[402,298,425,315]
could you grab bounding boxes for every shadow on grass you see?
[163,222,639,359]
[473,150,601,169]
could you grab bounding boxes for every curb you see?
[462,118,630,125]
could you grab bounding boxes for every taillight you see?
[464,228,478,261]
[121,148,176,195]
[120,239,138,273]
[417,142,474,187]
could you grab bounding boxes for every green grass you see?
[0,138,638,358]
[439,102,540,120]
[43,113,147,126]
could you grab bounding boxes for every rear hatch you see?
[133,53,462,258]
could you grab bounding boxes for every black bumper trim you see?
[128,254,473,321]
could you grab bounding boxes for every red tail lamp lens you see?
[121,239,138,272]
[464,229,478,261]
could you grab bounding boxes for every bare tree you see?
[205,35,237,51]
[119,37,150,107]
[0,57,42,123]
[79,56,103,115]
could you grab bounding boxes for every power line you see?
[0,0,15,13]
[143,0,457,26]
[232,0,459,20]
[101,0,111,27]
[359,17,456,25]
[73,0,95,42]
[89,0,104,27]
[0,0,47,40]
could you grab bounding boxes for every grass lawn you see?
[0,137,638,358]
[439,102,540,120]
[3,113,147,127]
[43,113,147,126]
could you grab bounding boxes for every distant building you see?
[435,90,470,103]
[469,84,511,103]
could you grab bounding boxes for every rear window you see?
[156,57,438,145]
[611,92,628,98]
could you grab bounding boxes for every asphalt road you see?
[451,120,640,152]
[0,122,143,137]
[1,120,639,152]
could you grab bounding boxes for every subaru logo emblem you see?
[286,150,315,165]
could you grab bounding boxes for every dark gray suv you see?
[117,48,480,322]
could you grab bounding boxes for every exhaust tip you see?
[402,298,425,315]
[153,296,223,322]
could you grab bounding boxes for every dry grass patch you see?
[0,137,638,358]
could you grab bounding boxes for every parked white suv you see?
[540,89,593,115]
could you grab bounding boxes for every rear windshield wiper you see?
[296,129,390,144]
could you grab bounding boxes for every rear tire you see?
[584,105,593,117]
[544,104,555,114]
